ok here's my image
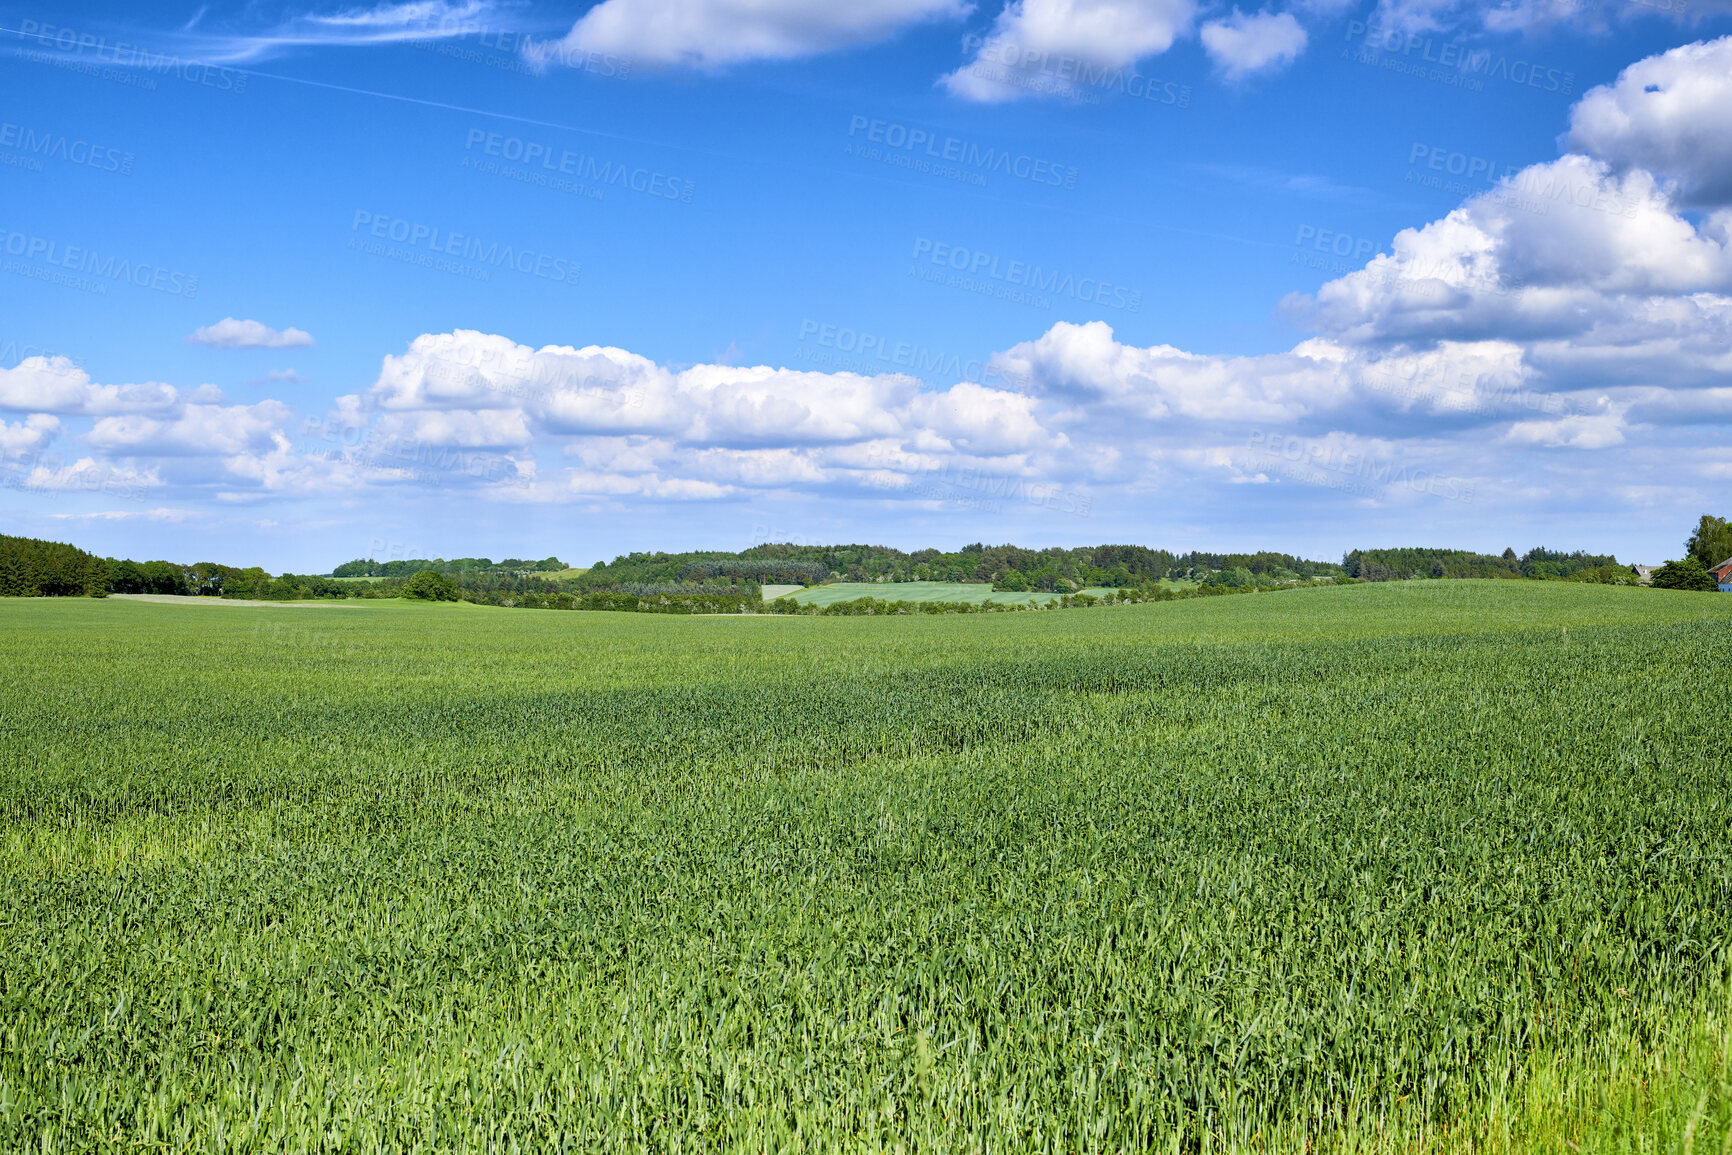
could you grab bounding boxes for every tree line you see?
[584,542,1346,594]
[332,556,566,578]
[1342,547,1622,582]
[4,515,1725,605]
[0,534,110,597]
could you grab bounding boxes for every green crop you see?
[1,581,1729,1152]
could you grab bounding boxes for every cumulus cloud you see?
[359,330,945,448]
[943,0,1196,101]
[313,328,1082,505]
[0,357,180,417]
[1290,155,1732,349]
[531,0,968,68]
[188,319,316,349]
[1566,37,1732,207]
[21,457,162,495]
[1200,9,1306,79]
[86,401,294,457]
[0,414,61,460]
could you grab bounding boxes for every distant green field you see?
[789,579,1195,606]
[790,580,1092,606]
[327,574,384,583]
[2,582,1729,1151]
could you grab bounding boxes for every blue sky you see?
[2,0,1729,571]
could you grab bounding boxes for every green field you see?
[787,580,1144,606]
[3,582,1730,1151]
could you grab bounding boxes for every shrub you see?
[402,570,461,601]
[1648,556,1719,592]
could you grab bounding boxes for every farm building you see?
[1634,564,1660,585]
[1716,556,1732,592]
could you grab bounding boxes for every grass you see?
[1,581,1729,1151]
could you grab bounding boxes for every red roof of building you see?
[1716,556,1732,581]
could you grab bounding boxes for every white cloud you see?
[1482,0,1591,34]
[531,0,969,68]
[0,358,180,417]
[360,330,937,448]
[193,0,496,63]
[48,507,199,522]
[1200,9,1306,79]
[1565,37,1732,207]
[22,458,162,495]
[305,0,484,31]
[188,319,316,349]
[1505,409,1628,449]
[375,408,534,448]
[943,0,1196,101]
[0,414,60,460]
[86,401,294,457]
[1290,155,1732,349]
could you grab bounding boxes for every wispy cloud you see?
[185,0,504,64]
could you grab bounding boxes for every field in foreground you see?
[2,582,1730,1152]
